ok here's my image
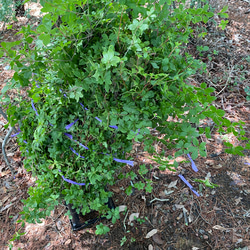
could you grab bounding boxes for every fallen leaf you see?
[168,180,178,189]
[164,190,174,196]
[2,194,11,204]
[128,213,139,224]
[212,164,222,169]
[175,204,184,209]
[0,203,13,213]
[56,220,63,231]
[0,187,7,195]
[118,205,127,212]
[235,197,242,205]
[205,160,214,165]
[148,244,154,250]
[152,233,164,245]
[0,170,11,177]
[227,171,246,186]
[177,212,183,220]
[111,187,120,193]
[213,225,230,231]
[65,239,71,245]
[145,229,158,239]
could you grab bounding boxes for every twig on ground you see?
[123,209,129,231]
[216,64,234,96]
[150,198,169,203]
[183,207,188,226]
[0,106,18,176]
[194,199,211,225]
[2,127,15,176]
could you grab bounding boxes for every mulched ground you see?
[0,1,250,249]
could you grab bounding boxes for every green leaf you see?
[125,186,133,195]
[194,178,218,188]
[189,146,198,159]
[219,20,229,30]
[200,82,207,89]
[38,34,50,46]
[1,84,10,94]
[145,183,153,193]
[222,118,231,127]
[128,19,139,31]
[102,45,121,68]
[193,138,199,146]
[96,223,110,235]
[224,141,233,147]
[134,181,145,190]
[216,109,225,117]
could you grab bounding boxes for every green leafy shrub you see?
[0,0,25,22]
[1,0,249,234]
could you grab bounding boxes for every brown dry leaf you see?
[0,170,11,177]
[227,171,246,186]
[145,229,158,239]
[0,187,7,195]
[111,187,120,193]
[0,203,13,213]
[65,239,71,245]
[212,164,223,169]
[205,160,214,165]
[56,220,63,231]
[1,194,11,204]
[152,233,164,245]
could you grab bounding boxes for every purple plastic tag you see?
[187,153,198,172]
[95,117,102,123]
[178,174,200,197]
[78,142,89,150]
[70,147,85,159]
[31,100,39,116]
[80,103,88,110]
[58,170,86,186]
[64,133,73,140]
[11,132,21,137]
[65,118,79,130]
[113,158,134,167]
[109,125,118,129]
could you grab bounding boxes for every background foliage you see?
[0,0,26,22]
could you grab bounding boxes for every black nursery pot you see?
[68,197,115,231]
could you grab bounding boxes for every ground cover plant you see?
[0,0,249,243]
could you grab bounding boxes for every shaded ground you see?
[0,1,250,250]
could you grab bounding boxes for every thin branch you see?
[2,127,15,176]
[0,107,18,133]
